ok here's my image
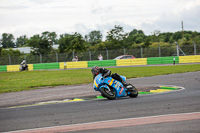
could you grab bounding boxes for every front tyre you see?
[127,84,138,98]
[100,87,116,100]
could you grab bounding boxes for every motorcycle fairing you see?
[93,74,127,98]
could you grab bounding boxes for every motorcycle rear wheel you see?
[100,87,116,100]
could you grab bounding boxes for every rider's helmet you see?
[91,66,100,76]
[21,59,26,65]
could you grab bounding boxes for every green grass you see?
[0,64,200,93]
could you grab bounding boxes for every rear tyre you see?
[127,84,138,98]
[100,87,116,100]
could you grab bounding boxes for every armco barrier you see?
[28,64,34,71]
[64,61,88,69]
[7,64,33,72]
[0,65,7,72]
[1,55,200,72]
[59,62,65,69]
[179,55,200,63]
[116,58,147,66]
[33,63,59,70]
[7,65,20,72]
[88,60,116,67]
[147,56,179,65]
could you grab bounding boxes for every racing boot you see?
[122,80,133,92]
[121,80,128,87]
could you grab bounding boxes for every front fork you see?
[125,84,133,93]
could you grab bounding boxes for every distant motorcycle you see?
[93,74,138,100]
[19,64,28,71]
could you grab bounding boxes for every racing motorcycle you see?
[93,74,138,100]
[19,64,28,71]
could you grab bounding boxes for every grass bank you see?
[0,64,200,93]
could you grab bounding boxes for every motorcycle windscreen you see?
[93,74,103,91]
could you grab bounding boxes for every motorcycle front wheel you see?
[100,87,116,100]
[127,84,138,98]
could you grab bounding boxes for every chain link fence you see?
[0,44,199,65]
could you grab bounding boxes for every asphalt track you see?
[0,71,200,132]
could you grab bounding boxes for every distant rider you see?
[91,66,128,87]
[20,59,28,70]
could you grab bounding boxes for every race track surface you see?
[0,71,200,132]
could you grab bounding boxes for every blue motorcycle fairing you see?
[93,74,127,98]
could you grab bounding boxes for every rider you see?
[20,59,28,69]
[21,59,26,65]
[91,66,128,87]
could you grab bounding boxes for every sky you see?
[0,0,200,40]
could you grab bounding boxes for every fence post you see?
[193,41,196,55]
[24,55,27,63]
[139,45,143,58]
[55,52,58,62]
[175,42,179,56]
[175,42,186,56]
[88,49,91,61]
[104,47,109,60]
[38,52,42,63]
[72,50,75,60]
[157,44,161,57]
[122,46,126,55]
[8,54,11,65]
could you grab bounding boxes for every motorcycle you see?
[19,64,28,71]
[93,74,138,100]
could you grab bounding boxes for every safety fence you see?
[1,55,200,72]
[1,44,200,66]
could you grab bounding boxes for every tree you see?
[138,30,144,35]
[16,35,28,47]
[151,30,161,42]
[162,32,173,42]
[58,34,72,53]
[143,38,151,47]
[92,41,107,50]
[58,32,86,53]
[124,29,145,47]
[85,30,102,46]
[27,34,53,55]
[0,33,15,48]
[184,33,191,41]
[0,48,22,56]
[106,25,128,49]
[41,31,58,45]
[172,31,182,41]
[70,33,86,52]
[129,29,138,36]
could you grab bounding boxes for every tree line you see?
[0,25,200,56]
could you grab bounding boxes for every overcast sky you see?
[0,0,200,40]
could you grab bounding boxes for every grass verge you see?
[0,64,200,93]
